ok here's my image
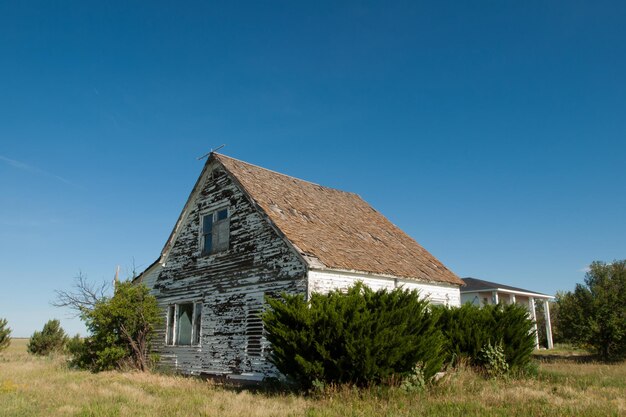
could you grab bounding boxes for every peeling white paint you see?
[307,269,461,307]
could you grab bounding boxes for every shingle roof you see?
[461,277,551,297]
[215,153,463,286]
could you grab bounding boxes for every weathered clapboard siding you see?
[307,269,461,307]
[151,161,307,378]
[137,262,162,295]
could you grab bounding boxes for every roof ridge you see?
[213,152,358,196]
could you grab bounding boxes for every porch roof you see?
[461,277,553,299]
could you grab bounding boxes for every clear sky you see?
[1,1,625,337]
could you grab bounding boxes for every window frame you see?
[165,301,203,347]
[200,207,230,256]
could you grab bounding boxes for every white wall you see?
[308,269,461,307]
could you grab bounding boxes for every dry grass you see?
[1,339,624,417]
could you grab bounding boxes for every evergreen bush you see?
[0,318,11,352]
[493,303,537,369]
[28,319,68,356]
[263,282,445,389]
[436,303,536,372]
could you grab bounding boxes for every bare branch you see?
[52,271,112,316]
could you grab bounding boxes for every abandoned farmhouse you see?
[135,153,464,380]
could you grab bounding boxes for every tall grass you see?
[1,339,624,417]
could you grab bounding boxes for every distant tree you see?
[555,260,626,361]
[28,319,68,356]
[70,281,161,372]
[0,318,11,352]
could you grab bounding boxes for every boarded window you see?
[166,302,203,346]
[246,307,263,357]
[201,208,230,255]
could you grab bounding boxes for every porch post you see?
[492,291,499,305]
[510,294,516,304]
[544,299,554,349]
[529,297,540,349]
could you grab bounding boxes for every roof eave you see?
[460,287,554,299]
[308,266,463,287]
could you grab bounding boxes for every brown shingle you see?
[215,153,463,286]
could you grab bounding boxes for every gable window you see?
[201,208,230,255]
[166,302,203,346]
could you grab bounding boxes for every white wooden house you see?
[460,277,554,349]
[135,153,463,380]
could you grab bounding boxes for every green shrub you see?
[66,334,89,369]
[436,303,535,372]
[493,303,537,369]
[263,282,445,389]
[400,363,426,392]
[27,319,68,356]
[76,282,161,372]
[478,342,509,378]
[435,303,495,364]
[0,318,11,352]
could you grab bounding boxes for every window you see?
[166,302,202,346]
[201,208,230,255]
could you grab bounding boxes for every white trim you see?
[308,267,462,289]
[544,299,554,349]
[165,305,175,345]
[529,297,540,349]
[173,304,179,345]
[461,288,554,299]
[192,301,203,346]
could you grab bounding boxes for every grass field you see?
[1,339,624,417]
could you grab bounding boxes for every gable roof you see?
[213,153,462,286]
[461,277,552,298]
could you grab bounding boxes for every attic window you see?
[201,208,230,255]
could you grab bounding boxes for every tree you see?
[555,260,626,361]
[53,271,112,315]
[0,318,11,352]
[28,319,68,356]
[71,281,161,371]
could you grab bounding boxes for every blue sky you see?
[1,1,625,336]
